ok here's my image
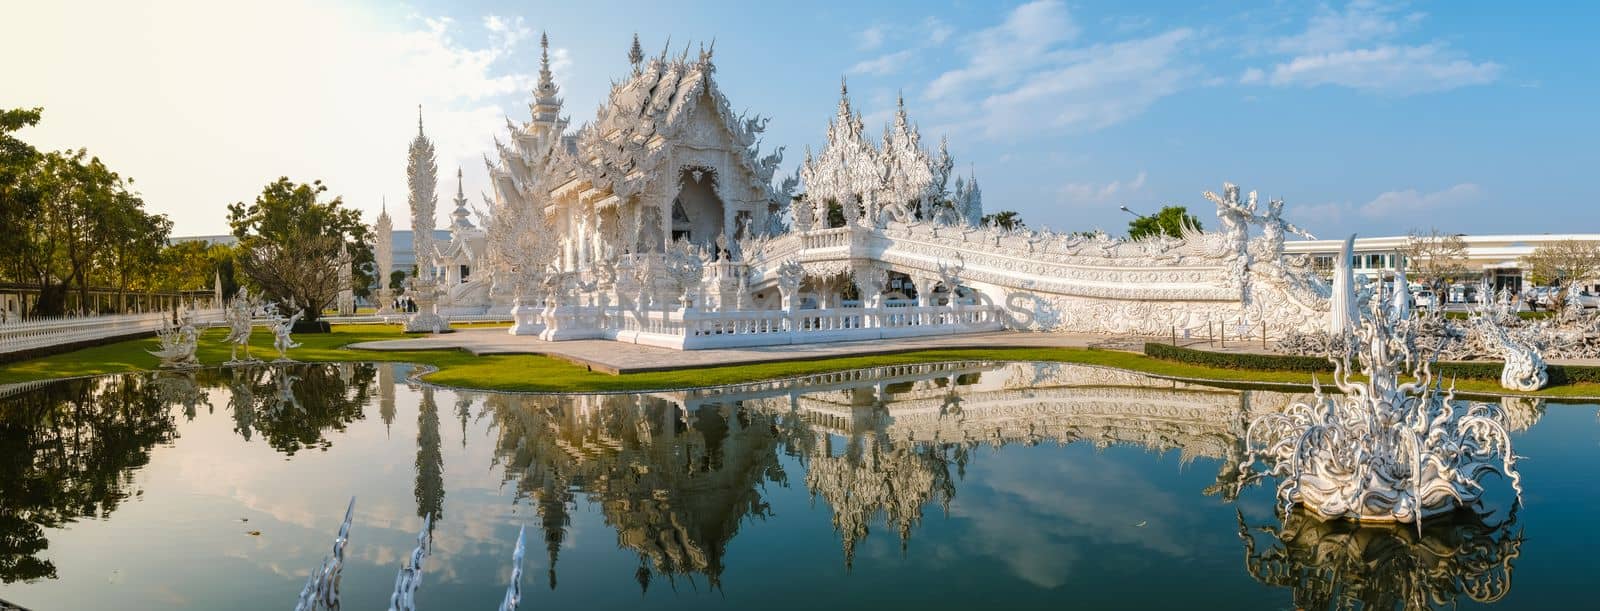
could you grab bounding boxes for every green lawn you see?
[4,323,1599,398]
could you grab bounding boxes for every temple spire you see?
[628,33,644,70]
[530,32,563,130]
[836,76,853,119]
[451,167,473,230]
[537,32,556,95]
[417,104,424,136]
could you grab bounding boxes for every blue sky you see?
[6,0,1596,238]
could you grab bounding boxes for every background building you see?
[1286,233,1600,298]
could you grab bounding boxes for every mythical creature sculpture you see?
[1473,316,1549,391]
[1255,198,1315,265]
[224,288,262,364]
[1239,307,1523,524]
[270,309,304,362]
[149,309,200,369]
[1204,183,1257,289]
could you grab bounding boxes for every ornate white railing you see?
[321,313,515,325]
[0,309,225,356]
[801,226,853,251]
[600,303,1004,349]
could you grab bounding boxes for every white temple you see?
[390,33,1334,349]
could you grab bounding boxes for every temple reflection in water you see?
[0,360,1555,608]
[474,359,1536,603]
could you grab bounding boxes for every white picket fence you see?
[318,313,515,325]
[0,309,225,356]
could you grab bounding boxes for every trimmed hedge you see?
[1433,361,1600,385]
[1143,342,1334,373]
[1143,342,1600,384]
[1444,311,1555,320]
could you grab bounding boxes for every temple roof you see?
[548,38,784,206]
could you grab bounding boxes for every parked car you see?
[1413,290,1437,309]
[1570,291,1600,309]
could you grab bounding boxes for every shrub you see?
[1143,342,1600,385]
[1143,343,1334,373]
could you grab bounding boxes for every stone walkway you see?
[347,329,1116,374]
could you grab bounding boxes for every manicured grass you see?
[4,324,1599,398]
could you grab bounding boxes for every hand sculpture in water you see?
[1239,307,1523,524]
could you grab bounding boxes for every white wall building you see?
[1285,234,1600,297]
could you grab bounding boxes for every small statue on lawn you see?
[271,307,304,362]
[224,288,263,364]
[149,308,200,369]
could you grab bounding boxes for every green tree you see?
[227,178,372,323]
[1127,205,1201,240]
[15,150,168,315]
[0,108,43,286]
[99,188,172,311]
[981,210,1024,231]
[0,109,170,316]
[154,240,219,292]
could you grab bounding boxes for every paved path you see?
[347,329,1119,374]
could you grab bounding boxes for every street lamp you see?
[1119,205,1147,219]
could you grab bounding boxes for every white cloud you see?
[923,17,955,45]
[859,25,887,50]
[917,2,1195,138]
[1270,0,1420,56]
[972,29,1195,136]
[926,0,1080,100]
[1291,201,1351,225]
[1247,1,1499,95]
[846,17,956,77]
[0,0,548,234]
[1359,183,1483,218]
[848,50,915,76]
[1059,171,1147,205]
[483,15,532,51]
[1267,44,1500,94]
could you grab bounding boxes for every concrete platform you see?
[347,328,1114,374]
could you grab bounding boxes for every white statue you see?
[149,308,200,368]
[1474,316,1549,391]
[270,308,304,362]
[1257,197,1315,264]
[1239,307,1523,523]
[223,288,262,364]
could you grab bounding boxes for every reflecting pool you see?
[0,361,1594,609]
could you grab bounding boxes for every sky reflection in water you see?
[0,361,1594,610]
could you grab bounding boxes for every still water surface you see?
[0,361,1594,610]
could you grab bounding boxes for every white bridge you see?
[509,212,1331,350]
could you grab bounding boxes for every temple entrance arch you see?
[672,166,725,248]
